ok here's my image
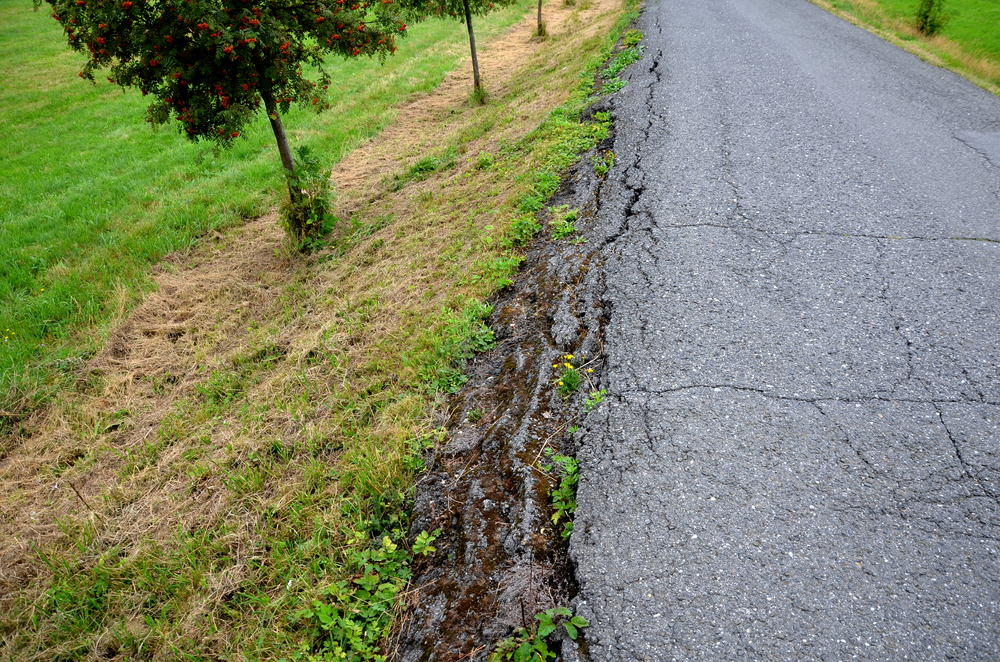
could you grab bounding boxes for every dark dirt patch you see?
[395,107,614,661]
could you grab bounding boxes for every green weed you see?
[544,450,579,539]
[289,536,411,662]
[413,528,442,556]
[605,45,643,77]
[391,149,458,191]
[553,353,595,398]
[471,85,491,105]
[592,151,616,177]
[555,364,581,399]
[584,389,607,412]
[915,0,948,34]
[623,29,643,48]
[281,146,337,245]
[489,607,588,662]
[548,205,580,240]
[477,151,496,169]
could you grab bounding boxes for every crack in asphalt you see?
[569,0,1000,659]
[933,401,1000,505]
[611,383,997,407]
[648,220,1000,244]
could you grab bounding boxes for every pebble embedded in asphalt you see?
[570,0,1000,659]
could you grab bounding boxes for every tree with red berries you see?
[36,0,407,239]
[409,0,516,94]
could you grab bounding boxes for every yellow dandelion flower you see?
[588,368,594,372]
[558,381,564,385]
[564,363,572,368]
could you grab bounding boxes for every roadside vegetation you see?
[0,0,531,419]
[810,0,1000,94]
[0,0,639,658]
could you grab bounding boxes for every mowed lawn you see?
[873,0,1000,58]
[0,0,531,411]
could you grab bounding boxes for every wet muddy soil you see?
[395,104,616,662]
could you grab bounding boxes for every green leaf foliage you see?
[35,0,407,143]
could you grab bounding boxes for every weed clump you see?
[548,205,581,241]
[290,536,411,661]
[915,0,947,34]
[280,147,336,247]
[471,85,490,105]
[476,150,495,169]
[623,29,643,48]
[553,353,582,397]
[391,149,457,191]
[592,151,615,177]
[544,449,579,539]
[489,607,588,661]
[507,215,542,247]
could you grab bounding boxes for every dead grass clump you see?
[0,0,631,658]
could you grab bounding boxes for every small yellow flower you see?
[567,354,574,359]
[588,368,594,372]
[564,363,572,368]
[558,381,564,385]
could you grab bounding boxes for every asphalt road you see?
[570,0,1000,659]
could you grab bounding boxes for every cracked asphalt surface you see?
[570,0,1000,659]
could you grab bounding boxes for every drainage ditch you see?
[395,101,618,662]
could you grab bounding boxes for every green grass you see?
[0,0,533,414]
[818,0,1000,93]
[0,0,644,657]
[861,0,1000,60]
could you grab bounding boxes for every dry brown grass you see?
[0,0,631,657]
[810,0,1000,95]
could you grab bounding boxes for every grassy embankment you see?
[0,0,640,658]
[0,0,531,417]
[810,0,1000,94]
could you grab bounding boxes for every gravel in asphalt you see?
[570,0,1000,659]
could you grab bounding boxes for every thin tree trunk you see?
[260,86,302,204]
[462,0,481,90]
[537,0,542,35]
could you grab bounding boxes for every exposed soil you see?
[394,100,617,662]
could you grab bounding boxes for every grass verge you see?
[809,0,1000,95]
[0,0,640,659]
[0,0,533,418]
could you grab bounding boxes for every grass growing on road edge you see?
[0,0,640,659]
[0,0,533,421]
[810,0,1000,95]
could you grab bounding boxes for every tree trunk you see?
[260,86,302,204]
[462,0,481,90]
[537,0,542,35]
